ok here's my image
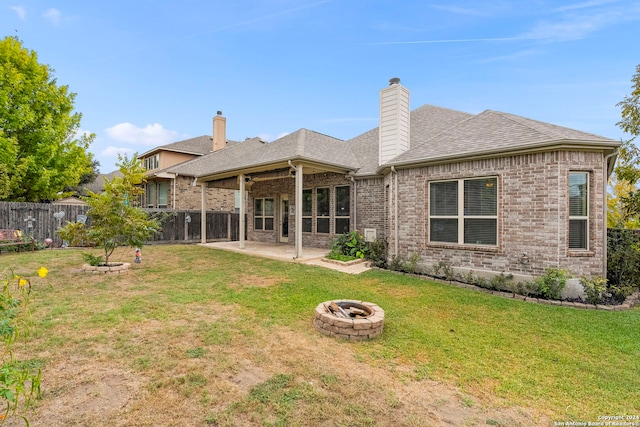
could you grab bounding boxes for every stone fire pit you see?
[313,300,384,341]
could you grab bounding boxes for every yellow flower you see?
[37,267,48,278]
[18,278,27,287]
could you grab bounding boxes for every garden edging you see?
[379,267,640,311]
[82,263,131,274]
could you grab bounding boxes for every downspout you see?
[391,166,398,257]
[350,175,356,232]
[603,148,619,276]
[172,173,177,209]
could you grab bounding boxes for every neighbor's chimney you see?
[213,111,226,152]
[379,78,410,165]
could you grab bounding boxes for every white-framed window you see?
[302,189,313,233]
[429,177,498,245]
[144,154,159,170]
[146,183,156,208]
[254,198,274,231]
[335,185,350,234]
[158,182,168,208]
[316,188,330,234]
[569,172,589,250]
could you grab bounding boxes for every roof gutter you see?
[377,140,622,175]
[390,166,398,258]
[196,156,358,183]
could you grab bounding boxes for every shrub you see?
[580,276,608,305]
[533,268,568,300]
[366,238,387,268]
[431,261,454,281]
[489,273,514,291]
[389,253,420,274]
[56,221,92,247]
[82,253,103,267]
[331,231,368,259]
[607,228,640,291]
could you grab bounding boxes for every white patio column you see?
[295,164,303,259]
[200,183,206,244]
[239,174,246,249]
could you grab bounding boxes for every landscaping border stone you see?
[82,263,131,274]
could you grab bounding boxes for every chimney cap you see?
[216,111,223,116]
[389,77,401,85]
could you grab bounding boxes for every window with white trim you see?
[146,183,156,208]
[316,188,330,234]
[569,172,589,249]
[144,154,159,170]
[429,177,497,245]
[254,198,274,231]
[158,182,168,208]
[335,186,350,234]
[302,189,312,233]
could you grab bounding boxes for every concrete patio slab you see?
[199,241,372,274]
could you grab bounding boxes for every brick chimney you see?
[213,111,226,152]
[379,78,410,165]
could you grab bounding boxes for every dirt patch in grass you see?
[5,358,141,427]
[229,273,287,289]
[13,312,549,426]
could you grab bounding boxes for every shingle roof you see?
[84,171,123,193]
[168,137,267,177]
[348,104,474,176]
[157,102,619,180]
[388,109,617,167]
[141,135,239,157]
[170,129,358,178]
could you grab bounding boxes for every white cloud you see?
[429,4,488,16]
[553,0,618,13]
[105,122,186,146]
[522,10,623,41]
[42,8,62,25]
[11,6,26,21]
[257,132,290,142]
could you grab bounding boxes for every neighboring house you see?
[169,79,621,286]
[139,112,238,210]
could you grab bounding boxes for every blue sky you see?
[3,0,639,172]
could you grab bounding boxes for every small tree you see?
[58,154,160,264]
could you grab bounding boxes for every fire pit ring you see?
[313,300,384,341]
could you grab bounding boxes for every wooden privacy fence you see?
[145,209,243,243]
[0,202,241,247]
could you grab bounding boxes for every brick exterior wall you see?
[355,177,386,240]
[247,172,354,249]
[145,176,236,211]
[388,150,607,279]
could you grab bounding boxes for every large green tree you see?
[608,64,640,227]
[0,36,95,202]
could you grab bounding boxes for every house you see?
[139,112,240,211]
[168,79,620,289]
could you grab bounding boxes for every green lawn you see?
[2,244,638,425]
